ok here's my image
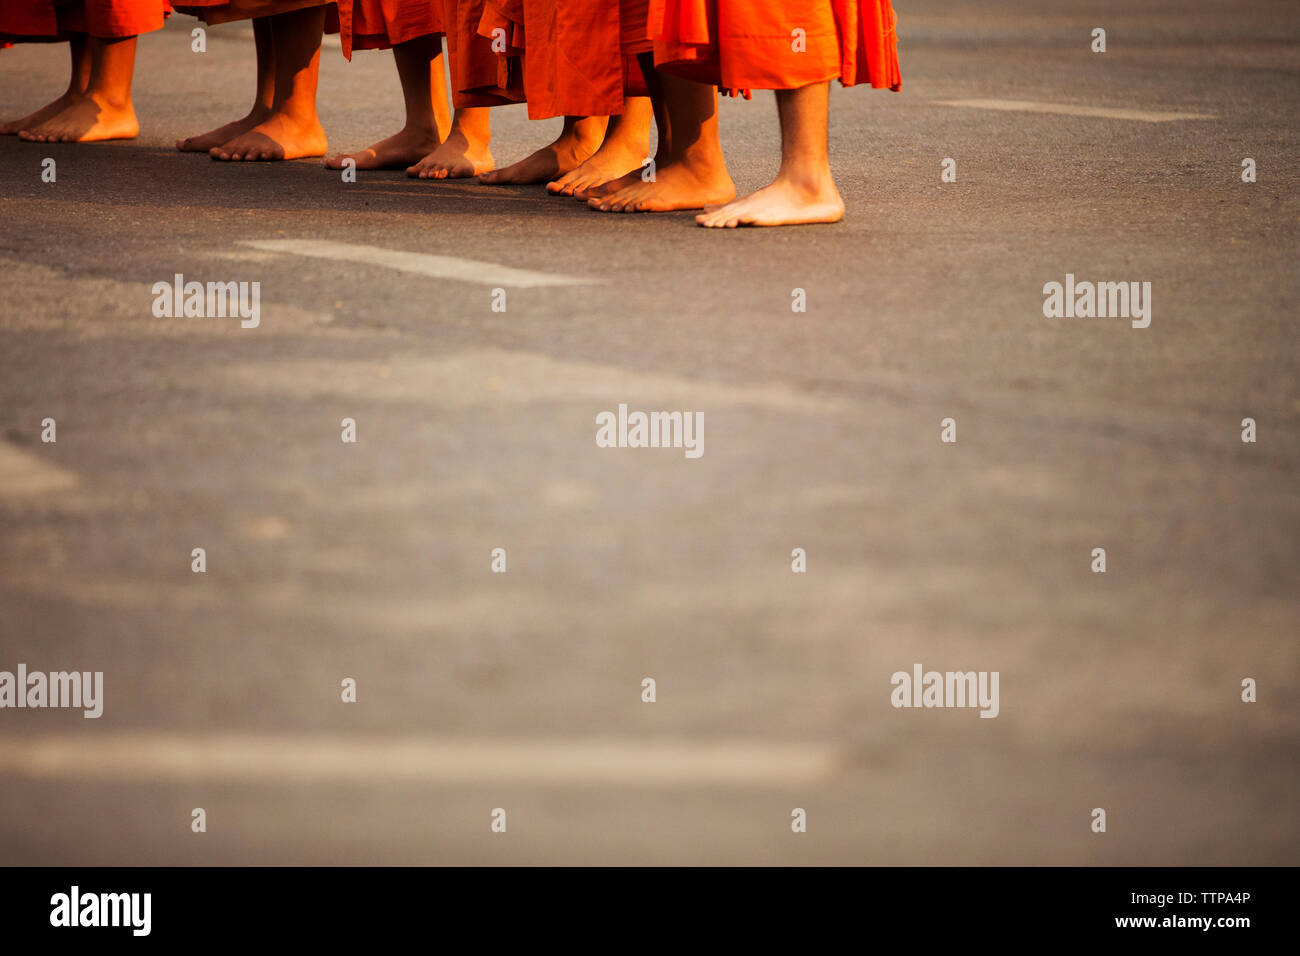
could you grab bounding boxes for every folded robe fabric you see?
[648,0,901,92]
[475,0,647,120]
[174,0,340,34]
[444,0,523,108]
[335,0,444,60]
[1,1,172,41]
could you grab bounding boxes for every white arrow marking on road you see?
[239,239,604,288]
[0,733,837,787]
[935,99,1217,123]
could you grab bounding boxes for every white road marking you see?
[935,98,1217,123]
[0,442,78,496]
[239,239,603,288]
[0,733,837,787]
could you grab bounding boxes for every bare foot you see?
[325,126,440,171]
[587,160,735,214]
[548,105,650,198]
[210,111,327,161]
[17,92,138,143]
[477,139,587,184]
[479,120,603,185]
[1,90,82,136]
[177,107,271,152]
[695,176,845,228]
[548,139,646,198]
[406,128,493,179]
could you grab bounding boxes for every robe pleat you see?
[648,0,900,92]
[335,0,444,60]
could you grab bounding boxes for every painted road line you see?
[240,239,603,288]
[0,733,838,787]
[0,442,78,497]
[935,99,1217,123]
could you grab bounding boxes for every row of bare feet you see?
[312,115,842,226]
[4,98,843,227]
[318,116,744,218]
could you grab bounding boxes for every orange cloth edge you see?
[648,0,900,93]
[335,0,444,60]
[2,1,171,40]
[174,0,339,33]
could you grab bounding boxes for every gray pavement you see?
[0,0,1297,865]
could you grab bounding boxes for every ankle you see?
[571,129,604,154]
[88,89,132,112]
[676,141,730,180]
[450,127,488,153]
[400,121,440,141]
[451,113,491,143]
[275,106,321,129]
[602,128,648,157]
[776,162,837,197]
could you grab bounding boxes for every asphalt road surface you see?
[1,0,1297,865]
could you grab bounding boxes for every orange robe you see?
[174,0,339,32]
[649,0,901,92]
[444,0,522,108]
[475,0,647,120]
[335,0,443,60]
[0,1,171,40]
[618,0,650,97]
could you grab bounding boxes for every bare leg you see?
[179,17,274,151]
[19,35,139,143]
[406,105,493,179]
[696,82,843,227]
[478,114,606,185]
[211,6,327,161]
[588,55,733,213]
[325,34,452,170]
[1,33,92,135]
[547,96,652,197]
